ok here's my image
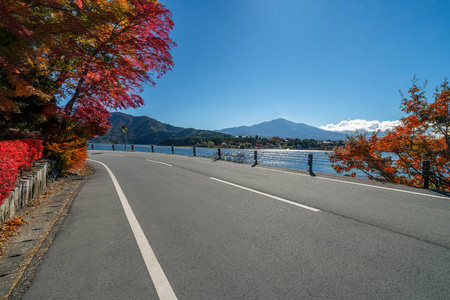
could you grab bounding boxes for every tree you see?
[329,78,450,191]
[1,0,175,138]
[1,0,175,172]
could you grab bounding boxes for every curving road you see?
[24,150,450,299]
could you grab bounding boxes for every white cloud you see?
[319,119,401,133]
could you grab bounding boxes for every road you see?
[24,150,450,299]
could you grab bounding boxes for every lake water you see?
[89,143,368,178]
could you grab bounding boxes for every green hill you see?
[91,112,229,144]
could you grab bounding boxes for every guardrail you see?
[167,146,432,189]
[102,143,433,189]
[147,146,339,176]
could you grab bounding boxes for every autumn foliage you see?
[1,0,175,115]
[0,0,175,173]
[0,139,43,205]
[330,79,450,191]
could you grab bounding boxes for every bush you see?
[0,139,43,205]
[41,106,89,173]
[44,136,88,173]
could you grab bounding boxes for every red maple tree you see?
[1,0,175,137]
[1,0,175,172]
[330,78,450,191]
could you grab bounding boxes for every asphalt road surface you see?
[24,150,450,299]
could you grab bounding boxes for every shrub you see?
[44,139,88,172]
[0,139,43,205]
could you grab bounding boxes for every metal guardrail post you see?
[151,145,154,152]
[422,160,430,189]
[218,148,221,160]
[171,145,174,154]
[193,147,196,156]
[308,153,313,173]
[254,150,258,165]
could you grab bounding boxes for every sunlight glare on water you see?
[90,143,369,178]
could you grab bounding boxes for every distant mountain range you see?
[218,118,347,140]
[90,112,229,144]
[91,113,347,144]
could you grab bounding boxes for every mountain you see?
[218,118,347,140]
[90,112,228,144]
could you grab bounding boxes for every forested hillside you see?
[91,112,229,144]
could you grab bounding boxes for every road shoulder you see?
[0,177,86,299]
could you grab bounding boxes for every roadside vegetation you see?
[0,139,43,205]
[0,1,175,205]
[330,77,450,191]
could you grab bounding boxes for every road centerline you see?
[210,177,320,212]
[88,159,177,300]
[146,159,173,167]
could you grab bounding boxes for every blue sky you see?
[122,0,450,131]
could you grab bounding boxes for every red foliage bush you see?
[0,139,43,206]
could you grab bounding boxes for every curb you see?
[0,178,86,300]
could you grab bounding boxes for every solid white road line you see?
[100,154,124,157]
[210,177,320,212]
[315,176,450,199]
[88,159,177,300]
[257,167,450,200]
[146,159,173,167]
